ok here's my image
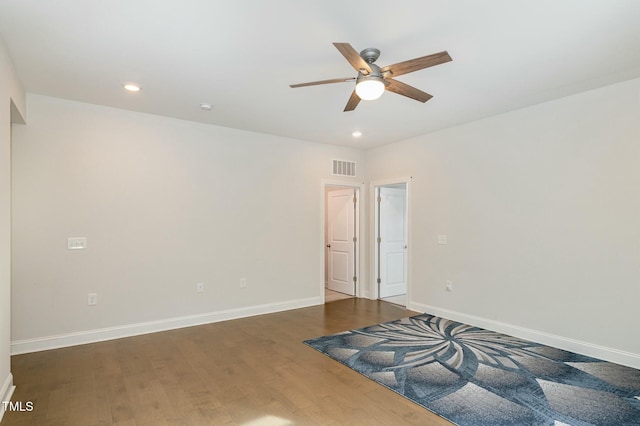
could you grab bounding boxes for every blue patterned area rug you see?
[304,314,640,425]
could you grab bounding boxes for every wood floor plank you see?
[3,299,453,425]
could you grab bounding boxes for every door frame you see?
[321,179,365,302]
[369,177,412,302]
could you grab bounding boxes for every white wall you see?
[8,70,640,369]
[11,94,364,351]
[0,36,25,419]
[367,78,640,366]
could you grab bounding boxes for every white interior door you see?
[327,188,356,295]
[378,185,407,298]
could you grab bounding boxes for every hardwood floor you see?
[324,288,353,303]
[4,299,452,425]
[379,294,406,307]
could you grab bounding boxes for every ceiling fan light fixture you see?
[355,76,385,101]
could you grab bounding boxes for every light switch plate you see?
[437,235,447,245]
[68,237,87,250]
[88,293,97,305]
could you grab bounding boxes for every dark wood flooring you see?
[3,299,452,425]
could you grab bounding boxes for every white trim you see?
[370,177,412,303]
[321,179,367,301]
[0,373,15,422]
[410,301,640,370]
[11,297,321,355]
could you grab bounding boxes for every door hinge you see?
[376,278,381,284]
[353,194,357,204]
[377,195,382,203]
[353,276,358,283]
[353,236,357,243]
[377,237,382,243]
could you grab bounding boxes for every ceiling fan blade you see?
[290,77,355,88]
[344,90,361,112]
[381,51,452,78]
[333,42,372,75]
[385,79,433,103]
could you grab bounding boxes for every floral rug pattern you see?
[304,314,640,425]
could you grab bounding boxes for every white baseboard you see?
[409,301,640,370]
[11,296,322,355]
[0,373,15,422]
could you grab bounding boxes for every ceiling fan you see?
[290,42,452,112]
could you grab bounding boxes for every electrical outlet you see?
[446,280,453,292]
[88,293,98,306]
[240,278,247,288]
[196,282,204,293]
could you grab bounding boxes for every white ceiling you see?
[1,1,639,149]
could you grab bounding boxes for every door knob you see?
[326,244,331,248]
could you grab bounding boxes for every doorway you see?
[372,179,410,307]
[322,181,363,303]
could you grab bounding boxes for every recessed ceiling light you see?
[352,131,362,138]
[200,103,213,111]
[123,83,141,92]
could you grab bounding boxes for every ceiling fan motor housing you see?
[358,62,382,79]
